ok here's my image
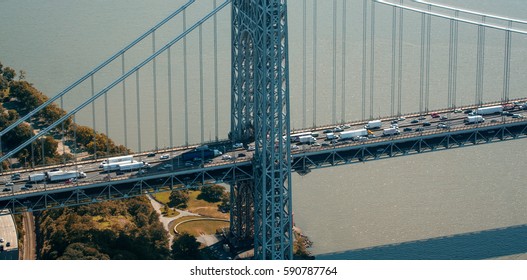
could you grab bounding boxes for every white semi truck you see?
[99,155,134,168]
[118,161,150,171]
[47,170,87,182]
[465,115,485,124]
[364,120,382,129]
[382,128,400,136]
[28,173,46,182]
[475,105,503,115]
[299,136,317,144]
[340,129,368,140]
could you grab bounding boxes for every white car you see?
[222,155,232,160]
[160,154,170,160]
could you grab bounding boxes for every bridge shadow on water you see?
[316,224,527,260]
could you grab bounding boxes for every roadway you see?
[1,100,526,198]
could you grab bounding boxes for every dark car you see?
[238,153,246,158]
[2,188,11,192]
[415,127,424,132]
[501,111,514,116]
[463,109,473,114]
[423,122,431,126]
[411,119,419,124]
[403,127,413,132]
[25,183,33,188]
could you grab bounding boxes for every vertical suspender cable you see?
[448,18,453,108]
[199,24,205,143]
[397,1,403,116]
[121,54,128,151]
[91,75,97,159]
[476,20,486,106]
[503,21,512,103]
[391,6,397,116]
[452,10,459,109]
[341,0,347,123]
[213,0,219,140]
[369,0,375,119]
[302,0,307,128]
[313,0,318,127]
[183,10,189,146]
[61,96,65,164]
[419,13,425,114]
[168,48,174,152]
[136,71,142,152]
[425,5,431,113]
[104,88,109,155]
[152,31,159,150]
[362,0,367,120]
[332,0,337,124]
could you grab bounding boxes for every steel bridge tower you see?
[230,0,293,260]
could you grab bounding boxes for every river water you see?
[1,0,527,259]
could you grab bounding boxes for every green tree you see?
[2,67,16,82]
[169,189,190,208]
[198,185,226,203]
[59,243,110,260]
[171,233,201,260]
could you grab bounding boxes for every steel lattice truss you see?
[231,0,293,260]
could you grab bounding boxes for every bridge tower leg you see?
[229,180,254,247]
[231,0,293,260]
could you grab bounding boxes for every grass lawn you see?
[153,190,229,220]
[176,220,229,236]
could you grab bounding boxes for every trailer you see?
[340,129,368,140]
[364,120,382,129]
[325,132,339,140]
[118,161,150,171]
[382,128,400,136]
[475,105,503,115]
[290,132,314,142]
[28,173,46,182]
[299,136,317,144]
[99,155,133,168]
[464,115,485,124]
[102,163,121,172]
[47,170,87,182]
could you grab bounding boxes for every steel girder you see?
[231,0,292,260]
[229,180,254,246]
[291,122,527,173]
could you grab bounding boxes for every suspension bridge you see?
[1,0,527,259]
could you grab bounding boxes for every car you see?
[50,168,60,172]
[147,152,156,157]
[440,115,448,120]
[403,127,413,132]
[290,145,299,150]
[238,153,246,158]
[232,143,243,149]
[422,122,431,126]
[437,123,449,129]
[332,127,344,132]
[6,242,10,247]
[411,119,419,124]
[490,119,499,123]
[512,114,524,118]
[454,109,462,113]
[341,124,351,129]
[221,155,232,160]
[10,173,20,180]
[415,127,425,132]
[391,120,398,124]
[323,129,333,133]
[502,111,514,116]
[115,171,124,176]
[2,188,11,192]
[312,142,321,146]
[25,183,33,188]
[247,145,255,151]
[20,186,28,191]
[162,164,173,169]
[463,109,473,114]
[321,143,330,147]
[397,117,406,121]
[160,154,170,160]
[0,238,4,243]
[431,113,440,118]
[418,116,426,120]
[5,182,14,187]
